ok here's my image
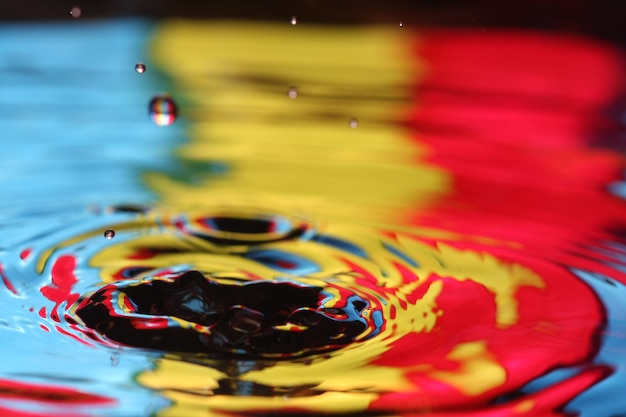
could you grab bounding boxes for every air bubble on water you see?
[291,16,297,25]
[104,229,115,240]
[349,118,359,128]
[70,7,81,18]
[149,94,177,126]
[110,353,119,366]
[288,86,298,99]
[135,63,146,74]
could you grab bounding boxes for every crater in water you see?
[2,201,623,416]
[75,269,372,358]
[54,207,383,358]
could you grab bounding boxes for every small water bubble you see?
[291,16,297,25]
[70,7,81,18]
[104,229,115,240]
[287,86,298,99]
[149,94,177,126]
[349,118,359,128]
[135,63,146,74]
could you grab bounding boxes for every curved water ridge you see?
[1,203,619,415]
[72,209,381,358]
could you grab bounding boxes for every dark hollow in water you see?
[191,215,311,246]
[207,217,276,234]
[75,271,369,358]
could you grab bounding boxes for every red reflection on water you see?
[408,30,626,276]
[19,248,32,261]
[40,255,80,322]
[0,264,19,295]
[388,366,610,417]
[0,377,114,417]
[372,29,626,414]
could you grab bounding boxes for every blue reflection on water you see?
[0,19,180,213]
[567,268,626,417]
[0,19,180,416]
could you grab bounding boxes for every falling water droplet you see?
[104,229,115,240]
[399,22,403,27]
[148,94,177,126]
[291,16,297,25]
[135,63,146,74]
[287,86,298,99]
[110,353,119,366]
[349,118,359,128]
[70,7,81,18]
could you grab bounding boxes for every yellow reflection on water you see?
[146,20,449,225]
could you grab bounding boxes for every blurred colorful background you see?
[1,2,625,416]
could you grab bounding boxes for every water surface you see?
[1,19,626,417]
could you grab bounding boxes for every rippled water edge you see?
[3,201,626,417]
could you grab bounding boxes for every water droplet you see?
[104,229,115,240]
[291,16,297,25]
[287,86,298,99]
[399,22,403,27]
[110,353,119,366]
[69,7,81,18]
[135,63,146,74]
[349,118,358,128]
[148,94,177,126]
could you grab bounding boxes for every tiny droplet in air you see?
[399,22,403,27]
[288,86,298,99]
[349,118,359,128]
[135,63,146,74]
[291,16,297,25]
[149,94,177,126]
[70,7,81,18]
[104,229,115,240]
